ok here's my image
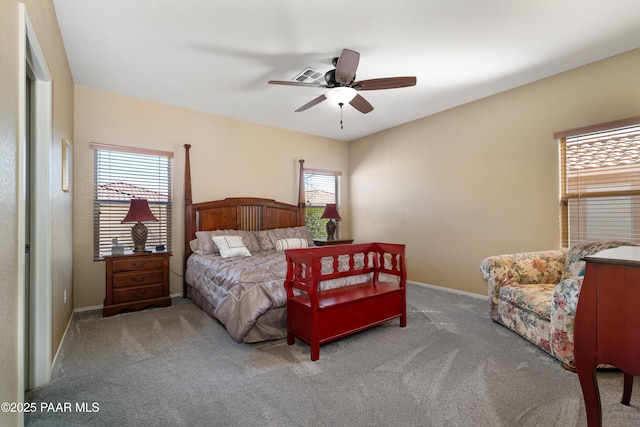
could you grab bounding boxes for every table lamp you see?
[320,203,341,240]
[122,199,158,252]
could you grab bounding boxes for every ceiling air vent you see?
[293,68,325,84]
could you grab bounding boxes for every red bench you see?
[284,242,407,361]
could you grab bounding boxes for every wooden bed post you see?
[298,159,306,225]
[183,144,193,297]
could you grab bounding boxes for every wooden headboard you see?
[183,144,306,295]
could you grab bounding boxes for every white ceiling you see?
[52,0,640,142]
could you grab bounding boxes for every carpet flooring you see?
[25,283,640,426]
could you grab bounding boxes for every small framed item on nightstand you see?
[111,237,125,254]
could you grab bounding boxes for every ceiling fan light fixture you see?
[325,87,357,105]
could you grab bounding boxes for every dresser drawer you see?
[112,270,164,288]
[112,284,164,304]
[111,256,165,273]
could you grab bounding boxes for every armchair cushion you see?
[499,283,555,320]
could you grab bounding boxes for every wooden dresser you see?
[103,251,172,317]
[575,246,640,426]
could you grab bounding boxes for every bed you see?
[182,144,312,342]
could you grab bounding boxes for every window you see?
[556,117,640,247]
[91,143,173,259]
[304,168,342,239]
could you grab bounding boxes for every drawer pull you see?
[132,261,146,268]
[131,275,146,283]
[131,289,146,297]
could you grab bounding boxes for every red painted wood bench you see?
[284,242,406,361]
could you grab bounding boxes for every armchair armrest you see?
[481,249,567,318]
[552,276,584,316]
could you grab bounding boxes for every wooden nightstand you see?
[103,251,172,317]
[313,238,354,246]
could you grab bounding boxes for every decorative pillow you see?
[211,235,252,258]
[195,230,261,255]
[189,239,202,254]
[267,226,314,247]
[275,238,309,251]
[256,230,275,251]
[238,230,261,253]
[195,231,217,254]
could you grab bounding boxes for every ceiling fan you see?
[268,49,417,115]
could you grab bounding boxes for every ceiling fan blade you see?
[295,95,327,112]
[353,76,417,91]
[349,94,374,114]
[335,49,360,86]
[268,80,326,88]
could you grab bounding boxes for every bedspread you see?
[185,251,376,343]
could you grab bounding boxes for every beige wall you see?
[0,2,21,424]
[0,0,74,425]
[73,87,349,308]
[350,48,640,295]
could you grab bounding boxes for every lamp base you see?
[131,222,149,253]
[325,219,336,241]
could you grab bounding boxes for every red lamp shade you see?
[122,199,158,223]
[320,204,341,220]
[121,199,157,253]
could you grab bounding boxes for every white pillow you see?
[211,235,252,258]
[189,239,202,254]
[275,237,309,251]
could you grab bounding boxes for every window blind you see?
[304,168,342,239]
[558,118,640,247]
[92,143,173,259]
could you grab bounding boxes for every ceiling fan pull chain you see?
[339,102,344,129]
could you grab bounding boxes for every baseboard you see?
[408,280,485,300]
[75,294,185,314]
[74,304,102,313]
[52,310,75,369]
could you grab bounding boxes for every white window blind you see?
[92,143,173,259]
[557,118,640,247]
[304,168,342,239]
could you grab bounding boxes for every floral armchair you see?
[480,241,629,370]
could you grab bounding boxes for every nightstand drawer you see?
[112,270,164,288]
[111,256,165,272]
[112,284,164,304]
